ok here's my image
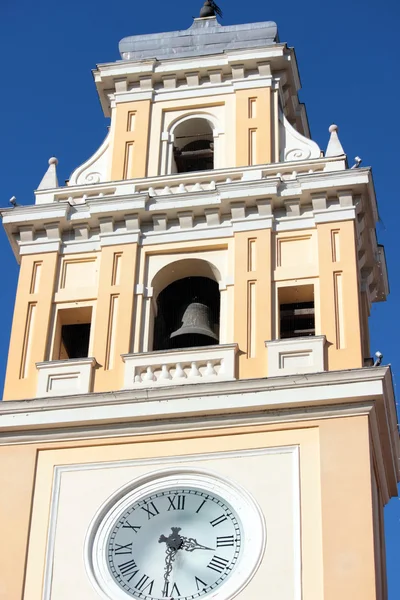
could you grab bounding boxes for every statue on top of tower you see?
[200,0,223,18]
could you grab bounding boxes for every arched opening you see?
[173,118,214,173]
[153,276,220,351]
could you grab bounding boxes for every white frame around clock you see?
[85,467,266,600]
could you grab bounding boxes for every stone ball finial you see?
[329,124,338,133]
[48,157,58,166]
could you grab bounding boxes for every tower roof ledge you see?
[119,18,278,62]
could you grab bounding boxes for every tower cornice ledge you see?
[0,366,398,499]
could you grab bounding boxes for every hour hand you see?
[180,536,214,552]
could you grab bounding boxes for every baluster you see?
[160,364,172,379]
[173,363,186,378]
[189,362,201,377]
[205,361,217,376]
[144,366,156,381]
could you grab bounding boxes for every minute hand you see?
[180,536,214,552]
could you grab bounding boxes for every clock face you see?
[107,487,241,599]
[87,469,265,600]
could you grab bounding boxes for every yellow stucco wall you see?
[233,228,272,378]
[110,100,152,180]
[317,220,363,369]
[92,243,138,392]
[0,416,382,600]
[3,253,58,400]
[2,219,367,399]
[109,87,273,178]
[235,88,272,167]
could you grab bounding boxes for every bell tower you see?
[0,5,398,600]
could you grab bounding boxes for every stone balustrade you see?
[122,344,238,389]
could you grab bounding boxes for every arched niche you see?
[173,118,214,174]
[145,258,223,353]
[152,258,221,300]
[160,112,222,175]
[153,276,220,351]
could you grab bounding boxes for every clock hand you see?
[180,536,214,552]
[159,527,184,551]
[159,528,183,598]
[162,546,177,598]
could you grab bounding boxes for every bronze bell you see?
[170,302,218,347]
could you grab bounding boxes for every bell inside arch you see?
[170,301,218,348]
[153,276,220,351]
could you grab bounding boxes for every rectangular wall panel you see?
[333,271,345,349]
[331,230,341,263]
[248,239,256,272]
[247,281,257,358]
[105,294,119,371]
[20,303,37,379]
[123,142,135,180]
[30,262,42,294]
[112,253,122,286]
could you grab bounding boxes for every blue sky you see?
[0,0,399,594]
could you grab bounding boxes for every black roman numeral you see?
[141,501,160,519]
[196,499,207,514]
[216,535,235,547]
[195,576,208,591]
[163,582,181,596]
[207,555,229,574]
[114,542,133,555]
[122,522,141,533]
[135,574,154,594]
[167,494,186,511]
[118,559,139,581]
[210,514,228,527]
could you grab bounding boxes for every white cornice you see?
[94,43,300,121]
[1,167,378,262]
[0,366,398,495]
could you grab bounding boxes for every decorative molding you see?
[36,357,97,397]
[69,132,110,186]
[265,336,326,377]
[279,112,321,162]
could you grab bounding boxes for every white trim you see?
[232,217,273,232]
[85,466,267,600]
[100,231,140,246]
[0,371,386,434]
[0,402,377,446]
[142,226,233,245]
[42,447,298,600]
[19,241,61,255]
[62,239,101,253]
[114,90,154,104]
[313,206,356,223]
[275,217,316,232]
[232,78,272,90]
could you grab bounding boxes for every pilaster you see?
[3,252,59,400]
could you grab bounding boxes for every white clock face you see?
[86,470,266,600]
[107,487,241,599]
